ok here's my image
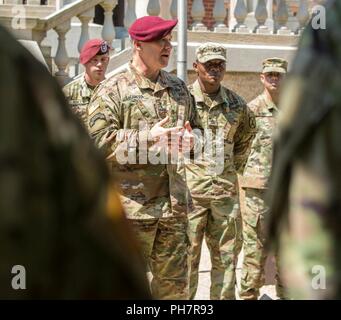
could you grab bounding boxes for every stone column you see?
[234,0,249,33]
[296,0,309,34]
[275,0,291,34]
[135,0,149,18]
[254,0,270,33]
[213,0,229,32]
[77,8,95,53]
[160,0,172,19]
[170,0,177,19]
[100,0,118,45]
[54,22,71,85]
[147,0,160,16]
[124,0,137,28]
[191,0,207,31]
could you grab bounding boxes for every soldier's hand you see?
[150,116,182,142]
[180,121,194,153]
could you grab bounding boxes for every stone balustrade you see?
[0,0,317,84]
[125,0,314,35]
[0,0,118,85]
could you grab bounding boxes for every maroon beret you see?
[128,16,177,42]
[79,39,110,65]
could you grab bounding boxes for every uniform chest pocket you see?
[122,99,151,130]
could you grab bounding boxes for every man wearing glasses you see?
[63,39,110,125]
[186,43,255,300]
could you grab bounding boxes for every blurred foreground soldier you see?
[186,43,255,300]
[0,25,150,299]
[267,0,341,299]
[87,16,198,299]
[63,39,110,125]
[239,58,287,300]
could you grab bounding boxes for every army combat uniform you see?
[63,76,96,125]
[0,25,150,299]
[239,69,286,299]
[87,62,198,299]
[267,0,341,299]
[186,44,256,300]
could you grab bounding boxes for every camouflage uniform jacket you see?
[186,80,256,199]
[63,76,96,125]
[0,25,150,299]
[87,63,198,220]
[241,92,277,190]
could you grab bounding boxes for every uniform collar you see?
[128,62,170,93]
[192,79,229,109]
[81,76,95,97]
[261,91,278,112]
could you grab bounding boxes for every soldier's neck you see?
[131,58,160,83]
[265,89,279,105]
[85,74,104,87]
[198,78,220,94]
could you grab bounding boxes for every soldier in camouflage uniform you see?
[87,16,199,300]
[0,25,150,299]
[267,0,341,299]
[239,58,287,300]
[186,43,256,300]
[63,39,110,125]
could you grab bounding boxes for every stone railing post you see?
[160,0,172,20]
[100,0,118,45]
[191,0,207,31]
[296,0,309,34]
[170,0,177,19]
[54,21,71,85]
[275,0,291,35]
[124,0,137,28]
[254,0,270,33]
[31,29,50,70]
[234,0,249,33]
[213,0,228,32]
[147,0,160,16]
[77,8,95,53]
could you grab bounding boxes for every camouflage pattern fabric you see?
[196,43,227,63]
[129,217,189,299]
[187,197,242,300]
[267,0,341,299]
[186,80,255,300]
[63,76,95,125]
[262,58,288,74]
[0,25,150,299]
[87,63,196,220]
[239,92,283,299]
[87,62,198,299]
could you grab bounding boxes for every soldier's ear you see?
[193,61,198,73]
[260,73,265,84]
[133,40,142,51]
